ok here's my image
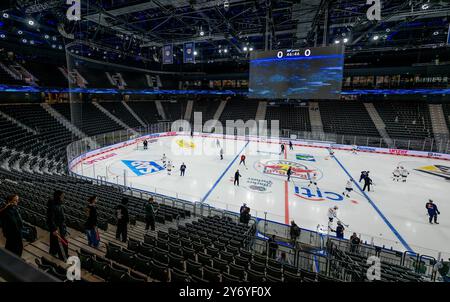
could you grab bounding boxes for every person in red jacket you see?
[239,154,246,167]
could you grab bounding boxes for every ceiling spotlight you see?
[0,34,5,38]
[18,30,23,35]
[386,28,391,33]
[343,38,349,43]
[219,49,223,53]
[22,39,27,43]
[193,51,198,56]
[58,45,63,50]
[433,31,439,36]
[224,0,230,10]
[52,36,57,41]
[223,49,228,53]
[30,40,34,45]
[2,13,9,19]
[334,40,340,44]
[27,20,35,26]
[249,47,254,51]
[421,3,429,10]
[44,34,49,39]
[199,30,205,36]
[373,35,379,41]
[243,46,248,51]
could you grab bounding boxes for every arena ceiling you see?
[1,0,449,63]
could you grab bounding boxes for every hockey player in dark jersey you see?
[426,200,440,224]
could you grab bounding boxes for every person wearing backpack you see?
[115,197,129,242]
[0,194,24,257]
[85,195,99,248]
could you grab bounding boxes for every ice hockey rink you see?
[70,133,450,257]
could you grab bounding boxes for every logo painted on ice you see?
[294,186,344,202]
[256,160,321,180]
[122,160,165,176]
[176,139,196,149]
[295,154,315,162]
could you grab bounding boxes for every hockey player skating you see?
[289,141,293,151]
[343,179,353,198]
[286,166,292,182]
[220,148,224,160]
[328,206,338,223]
[359,171,369,182]
[180,163,186,176]
[143,139,148,150]
[426,200,440,224]
[400,166,410,182]
[392,167,401,182]
[239,154,246,167]
[216,139,220,148]
[167,160,173,175]
[362,175,373,192]
[161,154,167,167]
[351,145,357,154]
[308,172,318,188]
[280,144,285,155]
[234,169,242,186]
[328,147,335,157]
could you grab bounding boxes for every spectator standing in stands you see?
[350,232,361,254]
[47,190,68,260]
[239,203,247,214]
[115,198,130,242]
[0,194,24,257]
[85,195,99,248]
[267,235,278,259]
[180,163,186,176]
[331,221,345,239]
[289,220,300,245]
[277,252,291,265]
[145,197,157,232]
[240,207,251,225]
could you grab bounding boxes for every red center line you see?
[284,145,289,224]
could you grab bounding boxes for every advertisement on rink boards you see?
[69,131,450,173]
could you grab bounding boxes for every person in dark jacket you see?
[234,169,242,186]
[426,199,440,224]
[145,197,157,232]
[180,163,186,176]
[239,207,251,225]
[290,220,300,245]
[115,198,129,242]
[362,176,372,192]
[85,195,99,248]
[47,190,68,260]
[331,221,345,239]
[0,194,24,256]
[268,235,278,259]
[287,166,293,182]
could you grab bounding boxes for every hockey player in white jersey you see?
[400,166,410,182]
[167,160,173,175]
[351,145,357,154]
[328,206,338,223]
[392,167,401,181]
[161,154,167,166]
[307,173,318,188]
[343,179,353,198]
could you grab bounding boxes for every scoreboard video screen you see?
[249,46,345,99]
